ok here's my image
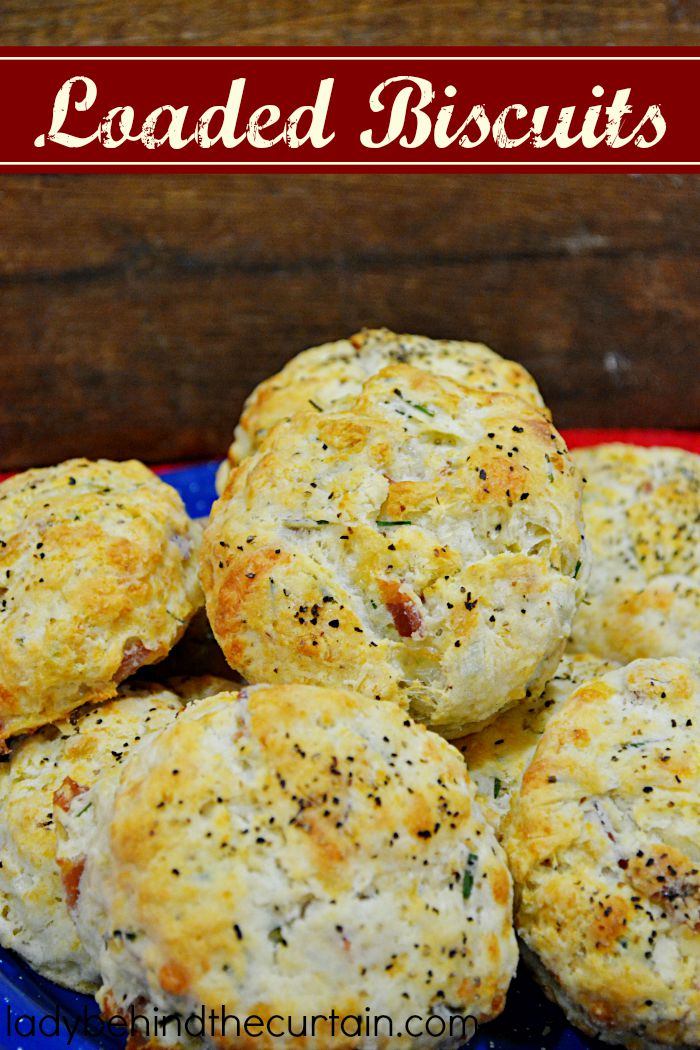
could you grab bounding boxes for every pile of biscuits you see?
[0,329,698,1050]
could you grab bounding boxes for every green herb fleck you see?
[462,852,479,899]
[410,402,435,417]
[493,777,502,799]
[308,399,324,412]
[376,520,413,528]
[283,519,334,530]
[268,926,287,946]
[573,560,582,579]
[76,802,92,817]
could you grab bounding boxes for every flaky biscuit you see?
[202,365,586,737]
[217,328,549,489]
[56,684,516,1050]
[504,658,700,1050]
[570,444,700,662]
[0,458,202,743]
[456,652,619,836]
[0,681,189,990]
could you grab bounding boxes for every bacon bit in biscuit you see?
[159,959,190,995]
[54,775,89,813]
[114,639,153,682]
[54,777,90,908]
[57,856,85,909]
[378,580,423,637]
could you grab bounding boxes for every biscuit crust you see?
[505,658,700,1049]
[0,459,203,742]
[203,365,586,737]
[218,328,548,487]
[456,652,619,836]
[57,684,517,1050]
[570,444,700,662]
[0,682,189,991]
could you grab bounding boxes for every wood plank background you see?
[0,4,698,469]
[2,1,699,47]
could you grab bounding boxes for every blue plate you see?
[0,462,602,1050]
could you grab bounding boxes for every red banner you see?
[1,46,698,173]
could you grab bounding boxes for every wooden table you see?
[1,3,698,470]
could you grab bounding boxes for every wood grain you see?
[0,0,698,469]
[1,0,698,46]
[0,173,697,470]
[0,174,696,279]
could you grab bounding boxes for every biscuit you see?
[217,328,549,490]
[202,365,586,737]
[56,684,517,1050]
[456,652,619,836]
[0,458,203,743]
[0,681,189,991]
[569,444,700,662]
[504,658,700,1049]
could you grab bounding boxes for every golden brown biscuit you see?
[505,658,700,1050]
[56,684,517,1050]
[0,681,187,991]
[570,444,700,662]
[456,652,619,836]
[217,328,549,489]
[0,458,202,743]
[202,365,586,737]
